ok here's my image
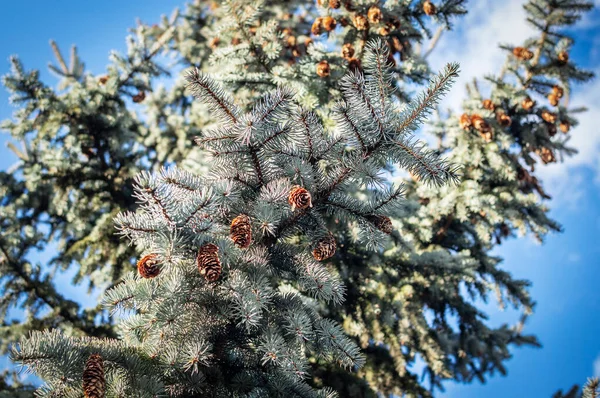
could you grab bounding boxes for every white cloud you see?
[594,354,600,378]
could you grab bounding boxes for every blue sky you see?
[0,1,599,397]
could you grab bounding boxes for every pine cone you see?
[286,35,297,48]
[197,243,222,282]
[482,99,495,111]
[496,113,512,127]
[312,235,337,261]
[323,16,337,32]
[98,75,109,85]
[557,51,569,65]
[541,110,557,124]
[423,0,437,16]
[368,6,382,24]
[209,37,220,49]
[379,26,391,36]
[288,186,313,211]
[512,47,534,61]
[471,114,490,132]
[311,17,324,35]
[230,214,252,248]
[339,17,350,27]
[552,85,564,98]
[390,36,403,53]
[83,354,105,398]
[342,43,355,59]
[343,0,355,11]
[137,254,161,279]
[368,215,393,234]
[537,147,556,164]
[546,122,557,137]
[329,0,341,8]
[521,96,535,111]
[479,130,494,142]
[132,91,146,103]
[316,60,331,77]
[348,58,362,73]
[547,93,559,107]
[559,120,570,134]
[353,14,369,30]
[459,113,472,130]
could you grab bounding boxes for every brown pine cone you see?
[286,35,297,48]
[513,47,534,60]
[329,0,341,8]
[197,243,221,282]
[323,16,337,31]
[230,214,252,249]
[390,36,403,53]
[312,235,337,261]
[557,51,569,65]
[343,0,355,11]
[311,17,324,35]
[423,0,437,16]
[348,57,362,73]
[316,60,331,77]
[547,93,559,107]
[368,6,383,24]
[559,120,570,134]
[459,113,472,130]
[288,186,313,211]
[521,96,535,111]
[209,37,220,49]
[342,43,355,59]
[132,91,146,103]
[541,110,557,124]
[98,75,109,85]
[368,215,393,234]
[496,113,512,127]
[137,254,161,279]
[379,26,391,36]
[482,99,495,111]
[83,354,105,398]
[353,14,369,30]
[471,114,490,132]
[339,17,350,27]
[537,147,556,164]
[552,85,564,98]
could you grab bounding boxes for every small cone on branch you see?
[390,36,403,53]
[83,354,105,398]
[379,26,391,36]
[323,16,337,32]
[342,43,355,59]
[423,0,437,16]
[552,85,564,98]
[546,122,557,137]
[98,75,109,85]
[339,17,350,27]
[288,186,313,211]
[459,113,472,130]
[343,0,355,11]
[230,214,252,249]
[316,60,331,77]
[209,37,220,49]
[496,112,512,127]
[547,93,559,107]
[537,147,556,164]
[132,91,146,103]
[353,14,369,30]
[541,110,557,124]
[471,114,490,132]
[329,0,341,8]
[312,234,337,261]
[137,253,161,279]
[368,215,393,234]
[311,17,324,35]
[285,35,297,48]
[513,47,534,60]
[197,243,221,282]
[348,57,362,72]
[522,96,535,111]
[368,6,383,24]
[559,120,570,134]
[557,51,569,65]
[482,99,495,111]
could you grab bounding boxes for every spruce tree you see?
[1,0,594,396]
